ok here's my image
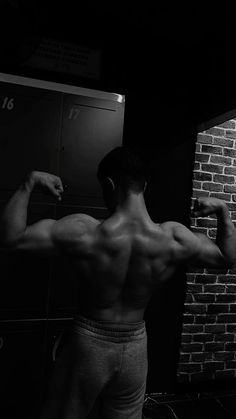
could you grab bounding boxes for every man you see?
[0,146,236,419]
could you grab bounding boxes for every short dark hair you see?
[97,146,147,192]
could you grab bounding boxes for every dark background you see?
[1,2,236,417]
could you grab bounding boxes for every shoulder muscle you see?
[161,221,200,262]
[53,213,99,248]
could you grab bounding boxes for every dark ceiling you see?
[1,1,236,141]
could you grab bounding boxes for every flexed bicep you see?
[190,232,228,268]
[167,222,229,269]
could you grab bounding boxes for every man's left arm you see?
[0,171,63,254]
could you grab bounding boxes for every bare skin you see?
[1,171,236,323]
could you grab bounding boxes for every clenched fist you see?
[192,197,226,217]
[27,171,64,201]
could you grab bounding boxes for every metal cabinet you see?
[0,73,124,321]
[0,320,46,419]
[0,82,61,191]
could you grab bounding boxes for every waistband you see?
[72,314,146,340]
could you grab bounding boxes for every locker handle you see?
[0,337,4,350]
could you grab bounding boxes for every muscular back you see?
[53,214,181,322]
[1,170,230,322]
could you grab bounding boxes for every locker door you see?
[0,81,62,320]
[47,93,124,318]
[0,320,46,419]
[0,82,62,192]
[0,202,55,321]
[60,93,124,207]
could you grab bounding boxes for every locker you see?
[0,320,46,419]
[0,73,125,321]
[0,203,55,320]
[60,93,124,206]
[0,82,61,191]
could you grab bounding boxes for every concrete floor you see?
[142,389,236,419]
[3,383,236,418]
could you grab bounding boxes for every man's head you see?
[97,146,147,212]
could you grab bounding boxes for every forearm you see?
[216,202,236,266]
[0,176,34,246]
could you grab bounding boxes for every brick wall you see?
[177,119,236,385]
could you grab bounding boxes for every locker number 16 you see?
[2,97,14,110]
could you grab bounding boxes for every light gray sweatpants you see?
[40,315,148,419]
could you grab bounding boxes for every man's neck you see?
[115,192,150,220]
